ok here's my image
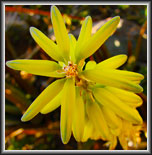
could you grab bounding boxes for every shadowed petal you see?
[101,106,122,129]
[86,98,111,140]
[81,119,94,142]
[105,86,143,107]
[21,79,66,122]
[93,87,143,124]
[6,60,65,77]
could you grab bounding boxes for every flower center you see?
[63,61,78,78]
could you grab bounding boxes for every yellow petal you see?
[40,91,61,114]
[77,16,120,62]
[72,87,85,142]
[69,34,76,62]
[104,69,144,81]
[96,54,127,69]
[118,135,128,150]
[51,6,70,61]
[81,119,94,142]
[132,80,141,84]
[101,106,121,129]
[86,98,110,140]
[75,16,92,62]
[82,69,143,93]
[106,86,143,107]
[21,79,66,122]
[60,78,75,144]
[110,126,122,136]
[93,87,143,124]
[85,61,96,70]
[30,27,63,62]
[109,136,118,150]
[6,60,65,77]
[90,127,102,140]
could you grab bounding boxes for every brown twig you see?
[135,20,147,61]
[5,6,85,21]
[127,39,133,57]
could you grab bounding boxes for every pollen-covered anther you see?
[63,62,78,78]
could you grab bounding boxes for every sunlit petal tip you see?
[136,85,143,93]
[21,113,30,122]
[118,54,128,61]
[6,60,16,69]
[113,16,120,21]
[51,5,57,11]
[85,16,92,22]
[29,26,36,33]
[29,27,41,39]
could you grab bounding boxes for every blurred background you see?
[5,5,147,150]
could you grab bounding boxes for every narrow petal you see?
[118,120,131,150]
[90,128,103,140]
[82,69,143,93]
[60,78,75,144]
[86,98,111,140]
[6,60,65,77]
[93,87,143,124]
[21,79,66,122]
[72,87,85,142]
[77,16,120,62]
[107,135,118,150]
[110,126,122,136]
[75,16,92,62]
[101,106,122,129]
[40,91,61,114]
[30,27,63,62]
[51,6,70,61]
[69,34,76,62]
[103,69,144,81]
[85,61,96,70]
[81,119,94,142]
[106,86,143,107]
[96,54,128,69]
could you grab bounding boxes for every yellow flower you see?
[6,5,144,146]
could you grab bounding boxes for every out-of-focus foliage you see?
[5,5,147,150]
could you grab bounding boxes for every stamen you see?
[63,61,78,78]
